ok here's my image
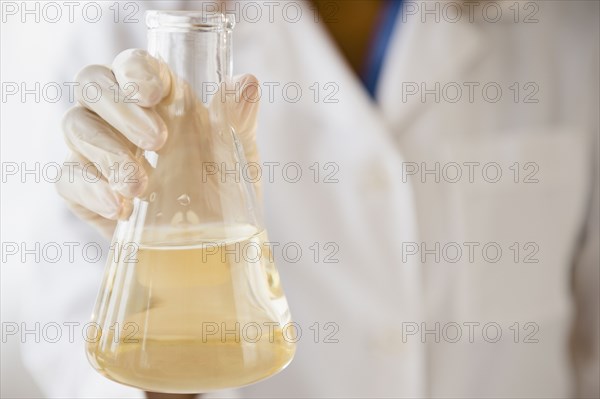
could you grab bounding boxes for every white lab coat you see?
[3,1,597,398]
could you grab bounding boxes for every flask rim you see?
[146,10,235,32]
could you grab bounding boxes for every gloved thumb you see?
[230,74,260,161]
[211,73,261,163]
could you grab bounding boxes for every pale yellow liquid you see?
[87,227,295,393]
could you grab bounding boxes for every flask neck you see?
[146,11,234,104]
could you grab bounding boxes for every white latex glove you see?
[56,49,260,239]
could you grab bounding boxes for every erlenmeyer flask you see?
[85,11,295,394]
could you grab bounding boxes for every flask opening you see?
[146,10,235,32]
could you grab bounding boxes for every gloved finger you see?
[112,49,172,108]
[62,106,149,198]
[56,152,133,221]
[74,64,167,151]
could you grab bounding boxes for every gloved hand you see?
[56,49,260,239]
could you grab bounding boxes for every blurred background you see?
[1,1,599,398]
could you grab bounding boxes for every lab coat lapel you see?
[378,11,487,134]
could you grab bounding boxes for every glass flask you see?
[86,11,295,394]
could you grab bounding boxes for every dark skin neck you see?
[311,0,386,77]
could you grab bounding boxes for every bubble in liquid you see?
[149,192,157,202]
[177,194,191,206]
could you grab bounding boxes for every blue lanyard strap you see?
[362,0,403,98]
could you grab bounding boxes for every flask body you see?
[87,225,295,393]
[85,11,295,393]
